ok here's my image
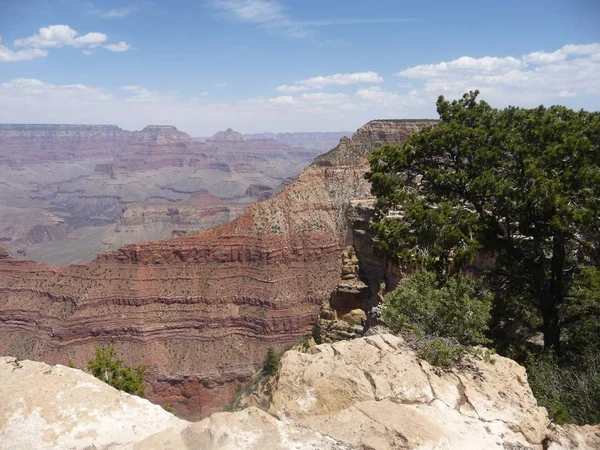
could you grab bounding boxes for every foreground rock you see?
[2,336,598,449]
[0,356,187,449]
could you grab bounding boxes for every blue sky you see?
[1,0,599,134]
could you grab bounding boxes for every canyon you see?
[0,124,336,265]
[0,119,435,420]
[2,335,598,449]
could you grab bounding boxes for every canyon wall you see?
[0,120,436,419]
[0,124,317,265]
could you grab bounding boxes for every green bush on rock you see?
[87,345,147,397]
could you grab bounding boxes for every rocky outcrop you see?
[208,127,245,142]
[2,336,598,449]
[0,356,188,449]
[0,120,434,419]
[245,184,275,201]
[133,125,192,145]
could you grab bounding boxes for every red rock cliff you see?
[0,120,435,420]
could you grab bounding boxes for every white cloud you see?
[561,43,600,55]
[558,90,576,97]
[215,82,229,88]
[120,85,160,102]
[104,41,133,52]
[277,71,383,92]
[395,43,600,105]
[1,78,111,100]
[96,8,132,19]
[82,50,93,55]
[211,0,413,39]
[0,37,48,62]
[269,95,297,106]
[14,25,107,48]
[396,56,526,79]
[522,50,567,65]
[213,0,284,23]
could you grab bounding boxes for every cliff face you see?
[2,337,597,449]
[0,124,133,166]
[0,120,433,420]
[0,124,320,265]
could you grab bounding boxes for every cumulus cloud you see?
[522,50,567,65]
[396,56,526,79]
[14,25,107,48]
[4,25,133,60]
[395,43,600,104]
[104,41,133,52]
[277,71,383,92]
[0,37,48,62]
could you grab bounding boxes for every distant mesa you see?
[207,128,245,142]
[133,125,192,145]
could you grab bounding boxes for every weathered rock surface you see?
[0,356,187,450]
[2,336,598,450]
[0,120,434,420]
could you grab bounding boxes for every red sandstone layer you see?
[0,120,435,419]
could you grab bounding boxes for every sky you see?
[0,0,599,135]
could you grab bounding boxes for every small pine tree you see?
[87,345,147,397]
[262,347,279,376]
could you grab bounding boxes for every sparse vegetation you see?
[382,270,492,346]
[87,345,147,397]
[262,347,280,376]
[381,270,492,368]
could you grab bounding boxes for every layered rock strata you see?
[0,124,319,264]
[0,120,435,419]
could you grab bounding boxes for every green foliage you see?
[417,338,467,368]
[262,347,280,376]
[382,270,492,346]
[366,91,600,356]
[563,266,600,360]
[526,351,600,425]
[87,345,147,397]
[311,319,322,345]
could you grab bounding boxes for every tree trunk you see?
[542,234,566,356]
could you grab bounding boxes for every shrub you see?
[262,347,279,376]
[526,351,600,425]
[87,345,147,397]
[417,338,467,368]
[382,270,492,346]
